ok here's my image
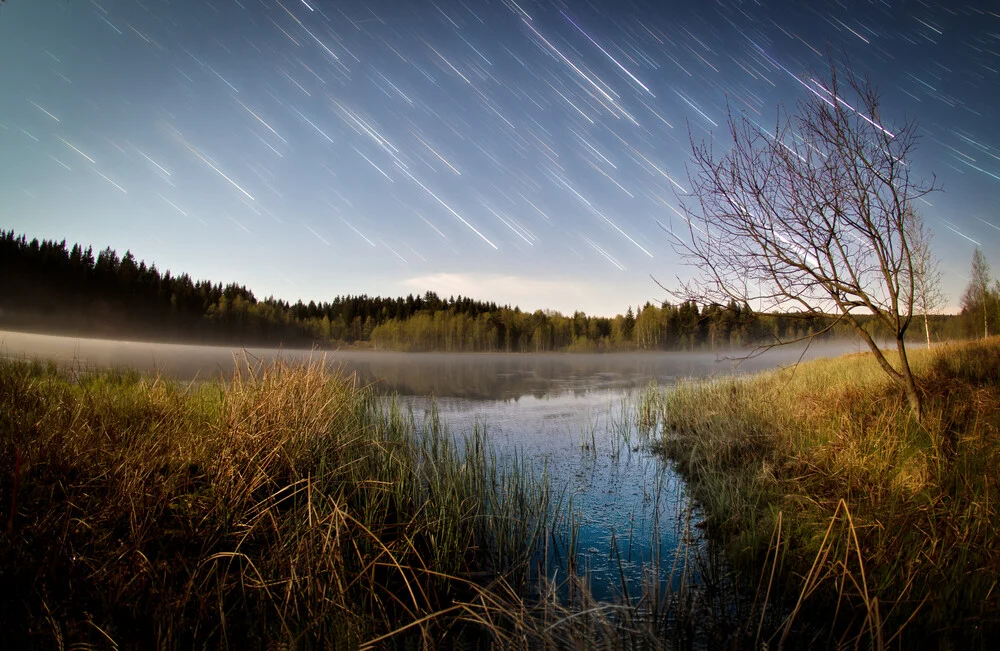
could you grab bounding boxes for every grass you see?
[0,354,556,649]
[1,353,755,650]
[653,338,1000,647]
[10,341,988,649]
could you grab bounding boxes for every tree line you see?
[0,229,978,352]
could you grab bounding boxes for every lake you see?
[0,329,862,600]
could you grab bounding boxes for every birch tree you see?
[671,64,937,419]
[907,213,944,348]
[961,248,992,339]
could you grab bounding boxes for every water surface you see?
[0,329,862,397]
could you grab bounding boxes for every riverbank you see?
[7,339,991,649]
[656,338,1000,646]
[1,353,760,650]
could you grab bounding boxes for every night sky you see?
[1,0,998,316]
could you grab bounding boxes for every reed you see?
[9,343,981,649]
[0,354,554,648]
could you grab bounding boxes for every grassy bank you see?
[654,338,1000,646]
[2,354,753,650]
[10,343,983,649]
[0,355,560,648]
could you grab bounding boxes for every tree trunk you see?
[924,315,931,349]
[896,337,922,421]
[851,324,922,421]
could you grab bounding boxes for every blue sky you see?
[1,0,998,316]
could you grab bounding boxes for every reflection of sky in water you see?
[399,388,697,601]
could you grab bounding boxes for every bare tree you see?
[961,248,991,339]
[671,63,937,419]
[995,279,1000,334]
[907,212,944,348]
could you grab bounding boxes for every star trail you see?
[1,0,998,315]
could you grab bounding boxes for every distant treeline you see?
[0,230,970,351]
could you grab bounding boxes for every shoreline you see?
[0,324,879,356]
[3,338,994,647]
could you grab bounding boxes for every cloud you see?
[398,273,645,316]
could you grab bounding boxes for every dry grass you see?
[0,355,556,649]
[10,341,986,649]
[655,338,1000,646]
[0,352,795,650]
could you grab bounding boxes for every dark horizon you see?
[1,228,977,354]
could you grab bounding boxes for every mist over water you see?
[0,329,863,398]
[1,329,863,600]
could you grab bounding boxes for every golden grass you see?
[9,340,990,648]
[0,355,556,648]
[656,338,1000,646]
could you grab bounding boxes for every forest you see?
[0,230,982,352]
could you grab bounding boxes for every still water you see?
[1,329,860,600]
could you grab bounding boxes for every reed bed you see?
[0,352,777,650]
[0,357,748,649]
[8,342,982,649]
[0,354,559,649]
[654,338,1000,647]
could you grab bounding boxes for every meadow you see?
[0,353,724,649]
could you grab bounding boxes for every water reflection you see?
[399,389,693,601]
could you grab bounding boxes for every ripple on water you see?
[398,388,701,602]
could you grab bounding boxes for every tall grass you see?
[0,354,554,648]
[0,353,783,650]
[655,338,1000,646]
[11,343,984,649]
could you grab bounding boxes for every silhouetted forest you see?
[0,230,968,351]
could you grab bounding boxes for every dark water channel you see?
[1,329,861,601]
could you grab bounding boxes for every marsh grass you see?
[655,338,1000,646]
[9,343,975,649]
[1,353,756,650]
[0,354,562,648]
